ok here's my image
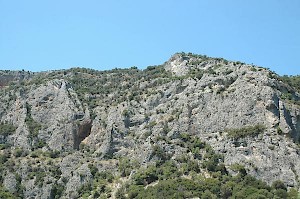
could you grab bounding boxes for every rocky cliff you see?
[0,53,299,198]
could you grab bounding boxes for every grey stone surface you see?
[0,53,299,198]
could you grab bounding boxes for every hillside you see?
[0,52,300,199]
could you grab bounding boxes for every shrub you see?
[279,75,300,94]
[0,122,16,136]
[0,186,15,199]
[281,92,293,101]
[44,150,60,158]
[207,68,216,75]
[230,164,247,176]
[203,153,224,173]
[277,127,283,135]
[35,140,46,149]
[250,67,257,72]
[0,143,10,150]
[0,153,9,164]
[88,163,98,177]
[118,158,134,177]
[152,145,170,164]
[14,148,23,157]
[25,103,42,139]
[133,165,159,185]
[226,125,266,139]
[51,184,64,199]
[272,180,287,191]
[30,151,39,158]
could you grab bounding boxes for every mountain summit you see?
[0,53,299,198]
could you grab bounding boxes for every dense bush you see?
[123,164,294,199]
[51,184,64,199]
[226,124,266,139]
[0,122,16,136]
[0,186,15,199]
[151,145,170,165]
[124,172,292,199]
[118,158,137,177]
[76,170,114,198]
[25,103,42,139]
[13,148,23,157]
[0,152,10,164]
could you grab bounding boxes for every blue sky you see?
[0,0,299,75]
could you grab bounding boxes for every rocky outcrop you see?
[0,53,299,198]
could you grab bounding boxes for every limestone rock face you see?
[164,53,190,76]
[0,53,299,198]
[2,79,89,152]
[3,172,17,193]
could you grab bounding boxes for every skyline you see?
[0,0,299,75]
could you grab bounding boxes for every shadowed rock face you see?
[0,53,299,198]
[74,120,92,150]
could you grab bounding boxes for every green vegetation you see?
[1,57,300,199]
[151,145,170,164]
[279,76,300,106]
[13,148,23,157]
[269,74,300,106]
[188,68,204,79]
[0,122,16,137]
[117,135,297,199]
[281,92,293,101]
[65,66,172,111]
[0,151,10,164]
[0,143,10,150]
[25,103,42,140]
[43,150,60,158]
[183,66,219,80]
[77,167,114,199]
[51,184,64,199]
[118,158,139,177]
[279,75,300,94]
[0,174,24,199]
[0,186,16,199]
[226,124,266,139]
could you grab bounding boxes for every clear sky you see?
[0,0,299,75]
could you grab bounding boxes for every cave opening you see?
[74,120,92,150]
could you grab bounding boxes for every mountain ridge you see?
[0,53,300,198]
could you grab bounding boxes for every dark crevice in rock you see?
[294,115,300,143]
[123,116,130,128]
[266,95,280,119]
[74,120,92,150]
[73,112,85,120]
[283,106,297,140]
[103,127,119,158]
[176,85,188,94]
